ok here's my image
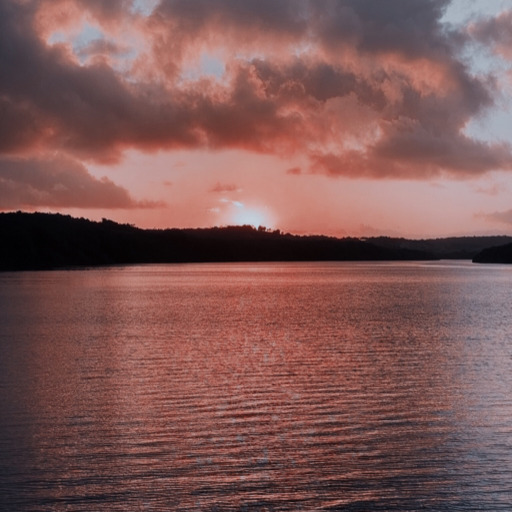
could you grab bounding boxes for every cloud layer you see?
[1,0,511,210]
[0,155,160,209]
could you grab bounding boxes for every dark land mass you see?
[0,212,511,271]
[472,242,512,263]
[0,212,433,271]
[366,235,512,260]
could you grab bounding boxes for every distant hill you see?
[1,212,511,271]
[0,212,435,271]
[473,242,512,264]
[367,235,512,260]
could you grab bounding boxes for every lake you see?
[1,261,511,510]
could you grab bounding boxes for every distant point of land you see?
[472,242,512,264]
[1,211,511,270]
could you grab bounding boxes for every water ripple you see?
[1,262,512,510]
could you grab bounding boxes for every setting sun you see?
[231,206,274,229]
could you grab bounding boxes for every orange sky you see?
[1,0,512,237]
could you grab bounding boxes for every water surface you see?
[1,261,511,510]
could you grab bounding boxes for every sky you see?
[1,0,512,238]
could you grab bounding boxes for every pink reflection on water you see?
[1,263,511,509]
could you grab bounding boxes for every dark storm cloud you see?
[0,0,510,190]
[312,0,457,58]
[153,0,308,40]
[0,0,201,161]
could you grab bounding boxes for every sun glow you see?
[231,206,274,228]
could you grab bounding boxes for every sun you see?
[232,206,274,229]
[214,198,276,229]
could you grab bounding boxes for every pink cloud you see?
[0,155,162,209]
[210,182,240,193]
[76,38,131,59]
[478,208,512,226]
[1,0,511,215]
[469,11,512,60]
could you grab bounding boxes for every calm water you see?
[1,261,512,511]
